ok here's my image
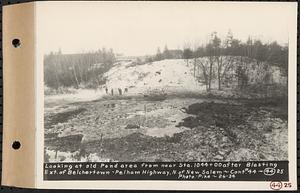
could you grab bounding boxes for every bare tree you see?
[198,59,210,91]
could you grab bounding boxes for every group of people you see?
[105,87,128,96]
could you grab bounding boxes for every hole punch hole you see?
[12,141,21,150]
[12,39,21,48]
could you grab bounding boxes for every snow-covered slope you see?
[45,57,286,104]
[103,57,286,96]
[104,59,205,95]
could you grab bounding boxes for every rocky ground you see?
[44,94,288,163]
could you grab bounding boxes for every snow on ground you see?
[44,59,205,106]
[104,59,205,95]
[44,57,286,105]
[45,89,105,103]
[44,57,288,162]
[44,88,107,114]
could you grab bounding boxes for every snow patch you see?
[104,59,204,95]
[45,89,105,103]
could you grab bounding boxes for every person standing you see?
[118,88,122,95]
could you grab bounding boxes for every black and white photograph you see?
[0,1,297,190]
[43,2,290,164]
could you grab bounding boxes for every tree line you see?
[45,31,288,94]
[151,31,288,91]
[192,31,287,91]
[44,48,116,90]
[143,46,183,63]
[183,31,288,71]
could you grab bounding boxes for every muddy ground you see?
[44,95,288,162]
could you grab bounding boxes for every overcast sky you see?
[37,1,295,56]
